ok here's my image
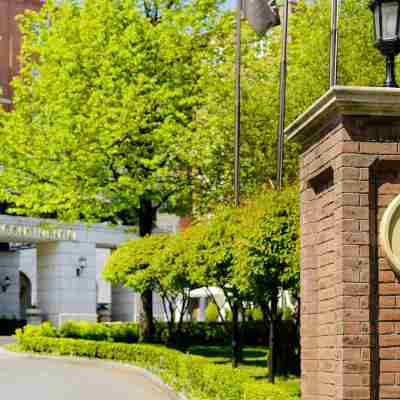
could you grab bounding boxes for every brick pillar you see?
[287,86,400,400]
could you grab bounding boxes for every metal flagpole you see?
[329,0,338,87]
[234,0,242,207]
[276,0,289,191]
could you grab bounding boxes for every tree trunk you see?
[268,289,278,383]
[231,301,242,368]
[140,289,154,343]
[138,198,156,343]
[260,300,270,343]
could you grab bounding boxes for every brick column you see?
[287,86,400,400]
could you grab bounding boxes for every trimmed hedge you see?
[16,335,299,400]
[17,320,269,346]
[18,321,139,343]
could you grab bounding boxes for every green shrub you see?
[15,321,57,339]
[250,307,263,321]
[18,320,269,346]
[242,381,300,400]
[205,303,219,322]
[17,321,139,344]
[16,335,299,400]
[225,308,232,322]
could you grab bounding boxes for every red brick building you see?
[0,0,41,101]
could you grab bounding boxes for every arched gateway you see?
[0,214,137,326]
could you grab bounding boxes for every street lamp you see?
[76,256,87,277]
[370,0,400,87]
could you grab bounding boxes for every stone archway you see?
[19,271,32,320]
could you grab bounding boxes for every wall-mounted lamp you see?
[1,276,11,292]
[76,256,87,277]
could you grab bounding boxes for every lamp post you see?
[235,0,280,206]
[370,0,400,87]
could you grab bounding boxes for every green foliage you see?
[59,321,139,343]
[16,321,139,343]
[235,186,300,300]
[16,334,299,400]
[205,303,220,322]
[242,381,300,400]
[0,0,225,222]
[103,234,169,293]
[15,321,58,338]
[0,0,389,217]
[249,307,263,322]
[103,233,196,340]
[17,320,269,346]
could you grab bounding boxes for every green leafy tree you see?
[186,208,249,368]
[0,0,224,341]
[194,0,392,212]
[103,232,195,345]
[103,234,169,342]
[152,233,198,345]
[235,186,300,382]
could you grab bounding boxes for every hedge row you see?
[16,335,299,400]
[17,320,270,346]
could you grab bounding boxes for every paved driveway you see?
[0,345,179,400]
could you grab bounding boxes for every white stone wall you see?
[96,248,111,304]
[0,212,182,324]
[37,241,97,326]
[111,284,138,322]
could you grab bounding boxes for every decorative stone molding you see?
[286,85,400,147]
[380,193,400,279]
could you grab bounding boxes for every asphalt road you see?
[0,339,178,400]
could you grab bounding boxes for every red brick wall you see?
[0,0,41,99]
[300,128,339,400]
[299,117,400,400]
[375,163,400,400]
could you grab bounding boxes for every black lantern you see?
[1,276,11,292]
[370,0,400,87]
[76,256,87,277]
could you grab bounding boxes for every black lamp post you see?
[370,0,400,87]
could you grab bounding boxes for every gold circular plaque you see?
[381,193,400,279]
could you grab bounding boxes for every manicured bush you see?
[205,303,219,322]
[17,321,139,343]
[242,382,299,400]
[16,335,299,400]
[17,320,269,346]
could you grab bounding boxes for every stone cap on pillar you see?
[286,85,400,149]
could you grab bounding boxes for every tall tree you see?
[0,0,224,341]
[234,186,300,382]
[186,209,249,368]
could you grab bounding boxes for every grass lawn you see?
[187,345,300,394]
